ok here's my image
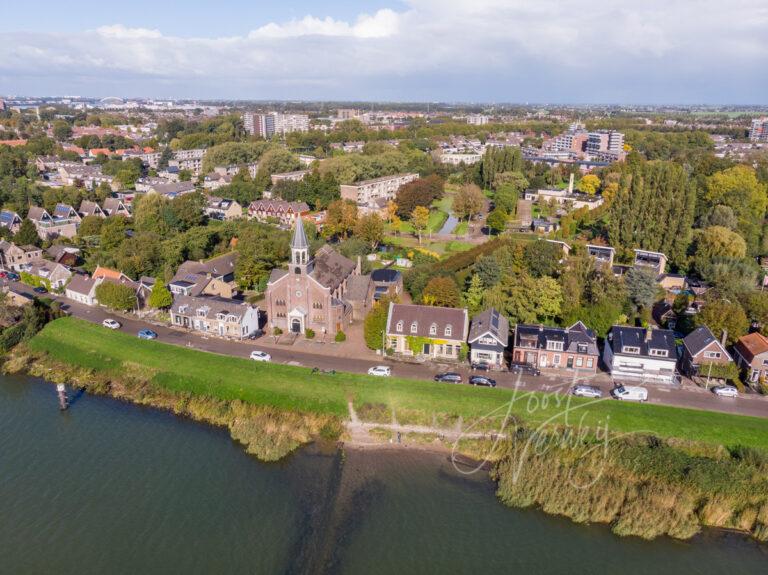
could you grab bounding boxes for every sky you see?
[0,0,766,104]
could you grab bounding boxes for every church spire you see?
[290,215,310,272]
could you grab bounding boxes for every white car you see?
[102,319,121,330]
[571,385,603,398]
[367,366,391,377]
[611,385,648,402]
[712,385,738,398]
[249,350,271,362]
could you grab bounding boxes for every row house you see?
[170,294,260,339]
[148,181,197,198]
[57,164,116,190]
[513,322,599,373]
[270,170,309,186]
[135,176,172,193]
[202,172,233,191]
[339,173,419,208]
[0,241,43,271]
[205,197,242,221]
[603,326,679,384]
[385,303,469,361]
[27,206,78,240]
[65,268,152,309]
[248,199,310,226]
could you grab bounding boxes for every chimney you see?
[356,255,362,275]
[645,325,653,343]
[720,329,728,346]
[568,173,575,194]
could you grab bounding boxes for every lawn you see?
[28,318,768,450]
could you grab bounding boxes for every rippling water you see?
[1,375,766,574]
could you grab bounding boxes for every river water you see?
[1,375,766,574]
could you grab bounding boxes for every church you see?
[265,217,359,337]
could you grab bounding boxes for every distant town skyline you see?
[1,1,766,104]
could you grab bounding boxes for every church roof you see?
[291,216,309,250]
[310,245,356,291]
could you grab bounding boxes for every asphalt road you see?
[11,280,768,420]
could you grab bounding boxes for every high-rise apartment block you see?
[586,130,625,161]
[243,112,309,138]
[749,118,768,142]
[466,114,490,126]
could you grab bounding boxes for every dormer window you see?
[622,346,640,354]
[546,340,564,351]
[649,348,668,357]
[429,323,437,335]
[410,321,418,334]
[396,320,403,333]
[577,343,588,354]
[445,324,452,337]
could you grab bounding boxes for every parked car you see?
[471,362,490,371]
[32,286,48,294]
[6,272,20,281]
[469,375,497,387]
[611,385,648,402]
[137,329,158,340]
[249,350,271,362]
[102,318,121,330]
[509,362,541,376]
[246,329,264,340]
[367,366,391,377]
[712,385,738,398]
[571,384,603,398]
[0,271,6,278]
[434,372,463,384]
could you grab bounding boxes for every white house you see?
[603,325,679,384]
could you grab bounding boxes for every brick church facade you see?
[265,217,358,337]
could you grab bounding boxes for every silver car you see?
[571,384,602,398]
[712,385,738,398]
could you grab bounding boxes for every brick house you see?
[512,321,599,373]
[680,326,732,376]
[733,332,768,383]
[247,199,310,226]
[385,303,469,361]
[0,241,43,272]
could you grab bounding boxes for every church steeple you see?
[291,216,310,274]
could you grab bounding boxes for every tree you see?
[486,208,508,235]
[705,166,768,255]
[324,200,358,239]
[411,206,430,244]
[453,183,484,221]
[364,297,393,350]
[693,226,747,271]
[354,213,384,250]
[14,219,39,246]
[577,174,600,195]
[484,273,562,324]
[474,255,501,288]
[77,215,103,237]
[492,171,528,194]
[178,169,192,182]
[395,175,445,217]
[465,274,485,315]
[493,183,519,214]
[702,205,738,230]
[625,267,659,313]
[386,200,398,223]
[523,240,562,278]
[52,120,72,141]
[133,193,171,235]
[422,276,462,308]
[95,282,137,311]
[147,279,173,309]
[99,216,127,251]
[695,299,748,345]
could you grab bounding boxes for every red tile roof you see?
[0,139,28,147]
[734,332,768,362]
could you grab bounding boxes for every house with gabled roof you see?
[248,199,310,227]
[680,326,732,377]
[169,252,238,299]
[468,308,510,369]
[733,332,768,383]
[170,294,259,339]
[0,241,42,271]
[205,196,242,221]
[27,206,78,240]
[0,209,22,234]
[513,321,599,373]
[78,200,107,219]
[103,197,130,217]
[385,302,469,361]
[52,203,81,223]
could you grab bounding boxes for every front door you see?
[567,356,574,368]
[291,318,302,333]
[423,343,431,355]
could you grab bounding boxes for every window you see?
[445,324,452,337]
[553,354,561,365]
[430,323,437,335]
[649,348,668,357]
[622,346,640,354]
[396,320,403,333]
[313,302,323,309]
[546,340,564,351]
[587,358,594,368]
[703,351,721,359]
[576,357,583,367]
[576,343,588,354]
[410,321,418,334]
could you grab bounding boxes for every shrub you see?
[273,327,283,336]
[305,328,315,339]
[335,330,346,342]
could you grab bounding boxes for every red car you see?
[0,271,6,278]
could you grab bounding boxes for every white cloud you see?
[0,1,766,101]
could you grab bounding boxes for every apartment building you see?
[586,130,625,161]
[339,173,419,207]
[243,112,309,137]
[466,114,490,126]
[749,117,768,142]
[170,149,205,174]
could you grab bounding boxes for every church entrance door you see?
[291,318,302,333]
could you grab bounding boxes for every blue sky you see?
[1,1,766,103]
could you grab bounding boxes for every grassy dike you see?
[8,317,768,541]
